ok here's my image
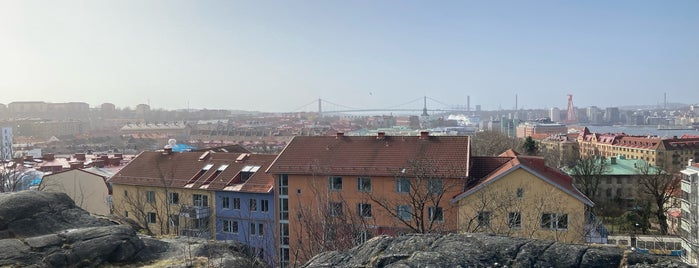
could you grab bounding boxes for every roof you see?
[267,133,471,178]
[452,149,594,207]
[108,151,276,193]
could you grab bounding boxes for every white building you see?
[549,107,561,123]
[1,127,12,161]
[680,158,699,265]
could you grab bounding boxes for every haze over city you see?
[1,1,697,112]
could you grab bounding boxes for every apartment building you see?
[266,132,471,267]
[108,149,277,265]
[453,150,594,244]
[578,128,699,172]
[515,122,568,139]
[680,159,699,265]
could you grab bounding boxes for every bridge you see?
[291,96,472,115]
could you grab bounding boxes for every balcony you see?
[179,205,210,219]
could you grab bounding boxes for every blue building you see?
[215,154,277,266]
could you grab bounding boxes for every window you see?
[616,177,622,184]
[146,191,156,203]
[428,179,443,194]
[541,213,568,230]
[428,206,443,222]
[146,212,157,223]
[193,194,208,207]
[508,212,522,228]
[249,198,258,211]
[357,177,372,192]
[357,203,372,218]
[477,211,491,228]
[516,188,524,198]
[223,220,238,233]
[397,205,411,221]
[616,188,622,198]
[606,177,612,184]
[354,230,368,245]
[168,192,179,205]
[124,190,128,197]
[169,214,179,226]
[258,223,264,236]
[329,202,343,217]
[222,197,230,209]
[261,199,269,212]
[606,188,612,197]
[124,211,128,217]
[279,174,289,196]
[250,222,257,235]
[329,176,343,190]
[233,197,240,210]
[396,178,410,193]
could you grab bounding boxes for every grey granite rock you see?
[303,233,690,268]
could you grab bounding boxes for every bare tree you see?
[0,162,23,192]
[636,161,679,235]
[569,155,610,206]
[292,162,376,264]
[367,159,463,234]
[470,130,523,157]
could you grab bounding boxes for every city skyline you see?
[1,1,697,112]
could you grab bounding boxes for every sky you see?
[0,1,697,112]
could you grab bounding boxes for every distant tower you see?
[467,95,470,112]
[563,94,578,124]
[421,96,429,116]
[318,98,322,115]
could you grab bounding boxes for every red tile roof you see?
[108,151,276,193]
[452,149,594,207]
[267,134,471,178]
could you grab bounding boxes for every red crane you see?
[564,94,578,124]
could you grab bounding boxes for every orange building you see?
[267,132,471,267]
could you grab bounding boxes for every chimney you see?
[377,132,385,140]
[74,153,86,161]
[93,160,105,168]
[420,131,430,140]
[162,147,173,155]
[43,153,55,161]
[610,157,616,165]
[336,132,344,139]
[69,162,83,169]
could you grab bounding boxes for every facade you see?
[567,156,664,209]
[1,127,12,161]
[680,159,699,265]
[214,154,276,265]
[39,169,111,215]
[267,132,471,267]
[453,150,594,244]
[578,128,699,172]
[515,122,567,139]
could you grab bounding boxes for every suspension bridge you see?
[290,96,471,115]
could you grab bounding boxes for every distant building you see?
[516,122,567,139]
[604,107,620,124]
[578,128,699,172]
[550,107,561,123]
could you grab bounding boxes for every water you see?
[584,125,699,138]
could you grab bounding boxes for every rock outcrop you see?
[0,191,144,267]
[304,233,689,268]
[0,191,268,267]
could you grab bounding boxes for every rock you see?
[303,233,690,268]
[0,191,110,238]
[0,191,144,267]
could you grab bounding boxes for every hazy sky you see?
[1,1,697,112]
